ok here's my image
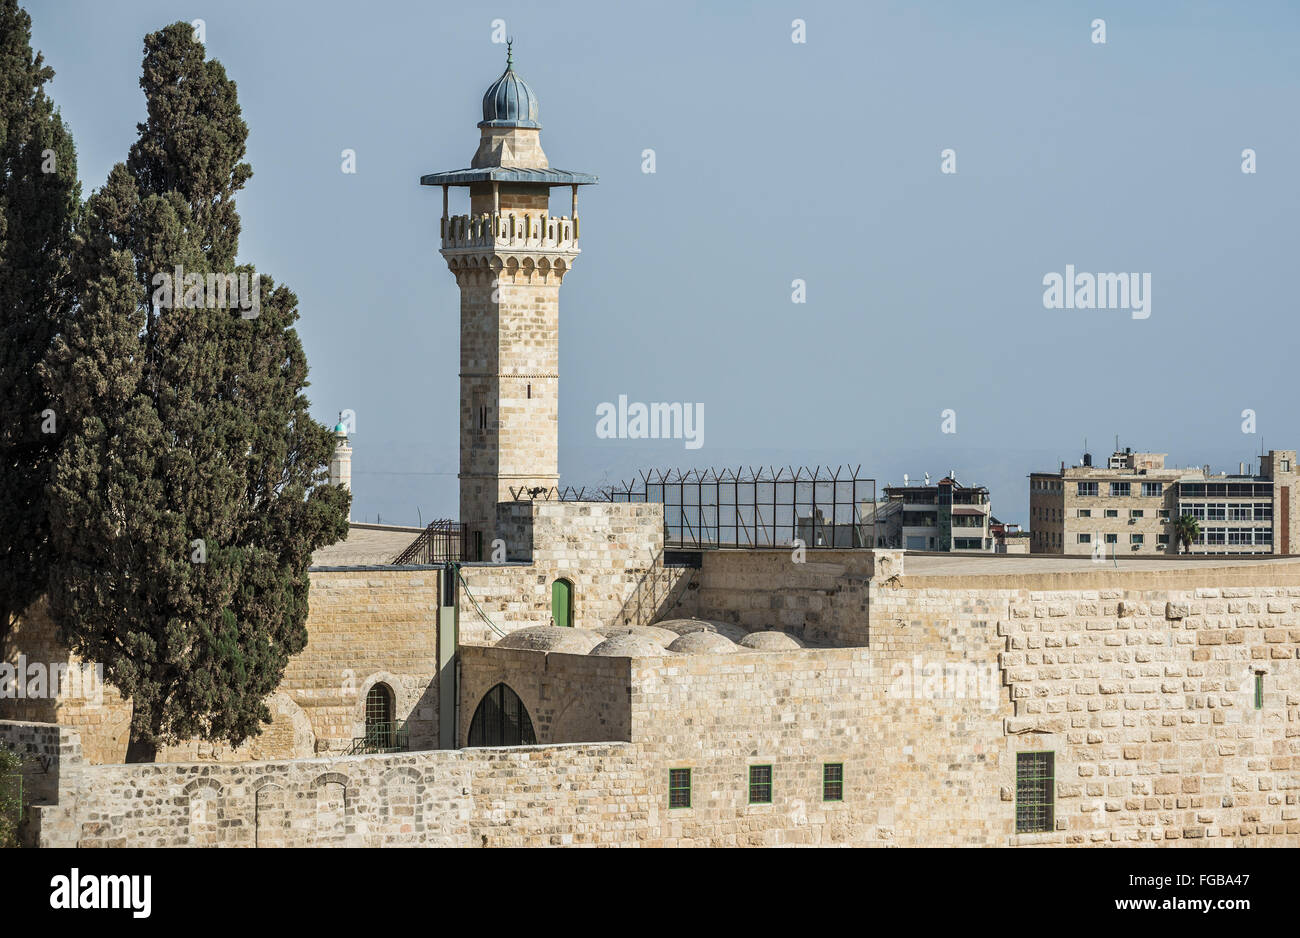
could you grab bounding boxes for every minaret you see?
[329,413,352,520]
[422,43,596,558]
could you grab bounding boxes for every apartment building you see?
[873,475,993,551]
[1029,447,1299,556]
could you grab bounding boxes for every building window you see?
[822,763,844,802]
[1077,509,1091,518]
[1159,509,1171,519]
[1131,534,1144,544]
[1255,673,1264,710]
[1104,509,1118,518]
[1254,503,1273,521]
[478,405,487,430]
[1141,482,1164,497]
[1016,751,1055,834]
[1077,482,1098,496]
[1283,460,1291,472]
[1104,533,1117,544]
[1158,534,1170,545]
[669,768,692,809]
[467,683,537,747]
[748,765,773,804]
[526,383,531,400]
[1228,503,1252,521]
[1258,529,1272,545]
[1077,533,1091,543]
[1130,509,1144,519]
[1206,504,1226,521]
[1110,482,1131,497]
[364,683,395,750]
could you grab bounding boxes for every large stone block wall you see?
[1,568,443,764]
[4,723,651,848]
[626,645,1010,847]
[457,501,679,641]
[458,645,632,746]
[675,548,900,645]
[870,580,1300,846]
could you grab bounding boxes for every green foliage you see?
[45,22,349,761]
[1174,514,1201,554]
[0,0,81,643]
[0,745,22,847]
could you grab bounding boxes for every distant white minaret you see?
[329,413,352,520]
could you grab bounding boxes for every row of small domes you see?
[496,619,810,657]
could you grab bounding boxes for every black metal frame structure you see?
[513,465,876,551]
[392,519,472,564]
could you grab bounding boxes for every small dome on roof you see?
[737,631,806,651]
[654,618,749,643]
[588,634,671,658]
[667,632,738,655]
[496,625,604,654]
[480,43,540,129]
[600,625,680,646]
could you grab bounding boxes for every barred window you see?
[1016,751,1055,834]
[823,763,844,802]
[364,683,394,749]
[748,765,772,804]
[668,768,691,809]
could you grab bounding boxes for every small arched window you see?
[365,683,394,749]
[467,683,536,747]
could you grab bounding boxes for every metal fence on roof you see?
[512,465,876,550]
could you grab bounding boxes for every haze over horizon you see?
[30,0,1300,526]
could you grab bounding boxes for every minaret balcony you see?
[440,212,579,254]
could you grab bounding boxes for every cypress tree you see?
[0,0,80,644]
[46,23,349,761]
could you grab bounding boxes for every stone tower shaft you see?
[421,49,596,554]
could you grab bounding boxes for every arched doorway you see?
[467,683,537,747]
[551,578,573,628]
[364,683,395,750]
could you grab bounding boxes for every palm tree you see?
[1174,514,1201,554]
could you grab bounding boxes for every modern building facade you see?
[874,475,993,551]
[1029,447,1299,556]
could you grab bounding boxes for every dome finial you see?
[506,38,513,69]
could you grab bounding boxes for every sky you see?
[27,0,1300,526]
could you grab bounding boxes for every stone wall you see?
[4,722,650,848]
[458,645,632,746]
[674,548,898,645]
[626,645,1010,847]
[1,568,444,764]
[870,580,1300,845]
[457,500,678,641]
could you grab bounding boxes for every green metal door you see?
[551,579,572,627]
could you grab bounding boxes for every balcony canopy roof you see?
[420,167,598,188]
